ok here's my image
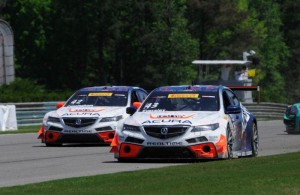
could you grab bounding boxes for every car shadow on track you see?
[33,143,110,147]
[102,158,224,164]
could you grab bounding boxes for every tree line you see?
[0,0,299,103]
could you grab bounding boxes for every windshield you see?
[65,91,128,107]
[140,91,219,112]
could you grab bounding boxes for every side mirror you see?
[133,101,142,109]
[126,106,137,115]
[225,105,241,114]
[56,102,65,109]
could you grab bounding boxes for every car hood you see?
[126,111,222,126]
[48,106,127,118]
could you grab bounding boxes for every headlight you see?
[47,117,61,123]
[100,115,123,122]
[191,123,219,132]
[122,124,141,132]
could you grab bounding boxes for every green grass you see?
[0,125,40,134]
[1,152,300,194]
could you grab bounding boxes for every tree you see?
[109,0,199,88]
[280,0,300,103]
[8,0,51,85]
[249,0,288,102]
[3,0,292,104]
[0,0,12,19]
[187,0,288,102]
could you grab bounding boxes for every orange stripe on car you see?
[97,131,115,143]
[216,134,227,153]
[189,143,217,158]
[119,143,142,158]
[45,131,61,143]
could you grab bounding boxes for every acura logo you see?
[75,119,82,125]
[161,127,168,135]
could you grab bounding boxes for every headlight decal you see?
[95,126,113,131]
[122,124,141,132]
[47,117,61,123]
[100,115,123,122]
[191,123,219,132]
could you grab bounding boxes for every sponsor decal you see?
[62,113,101,116]
[64,130,93,133]
[150,114,194,119]
[88,92,112,96]
[168,94,199,98]
[202,95,215,98]
[142,119,192,124]
[146,142,183,146]
[68,108,105,112]
[142,110,166,112]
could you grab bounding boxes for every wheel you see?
[251,123,259,157]
[226,125,233,159]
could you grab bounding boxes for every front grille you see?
[48,126,63,131]
[186,136,208,144]
[96,126,113,131]
[125,136,144,144]
[63,118,97,128]
[143,126,189,139]
[138,147,195,159]
[59,134,104,143]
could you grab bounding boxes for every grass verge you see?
[0,125,40,134]
[0,152,300,194]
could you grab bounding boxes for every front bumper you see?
[39,119,118,145]
[44,130,115,145]
[116,142,219,160]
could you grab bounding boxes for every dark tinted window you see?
[224,90,240,106]
[136,90,148,102]
[140,91,219,112]
[65,91,128,107]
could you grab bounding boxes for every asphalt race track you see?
[0,120,300,187]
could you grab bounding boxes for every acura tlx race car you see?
[110,85,259,161]
[37,86,148,146]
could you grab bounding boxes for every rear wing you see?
[227,86,260,104]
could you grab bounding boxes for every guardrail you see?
[243,102,287,121]
[3,102,58,126]
[1,101,288,127]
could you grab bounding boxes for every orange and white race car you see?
[38,86,148,146]
[111,85,259,161]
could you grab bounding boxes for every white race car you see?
[38,86,148,146]
[110,85,259,161]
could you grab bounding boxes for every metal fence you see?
[6,102,58,126]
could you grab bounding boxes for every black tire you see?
[45,143,62,147]
[117,158,134,163]
[226,125,233,159]
[251,123,259,157]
